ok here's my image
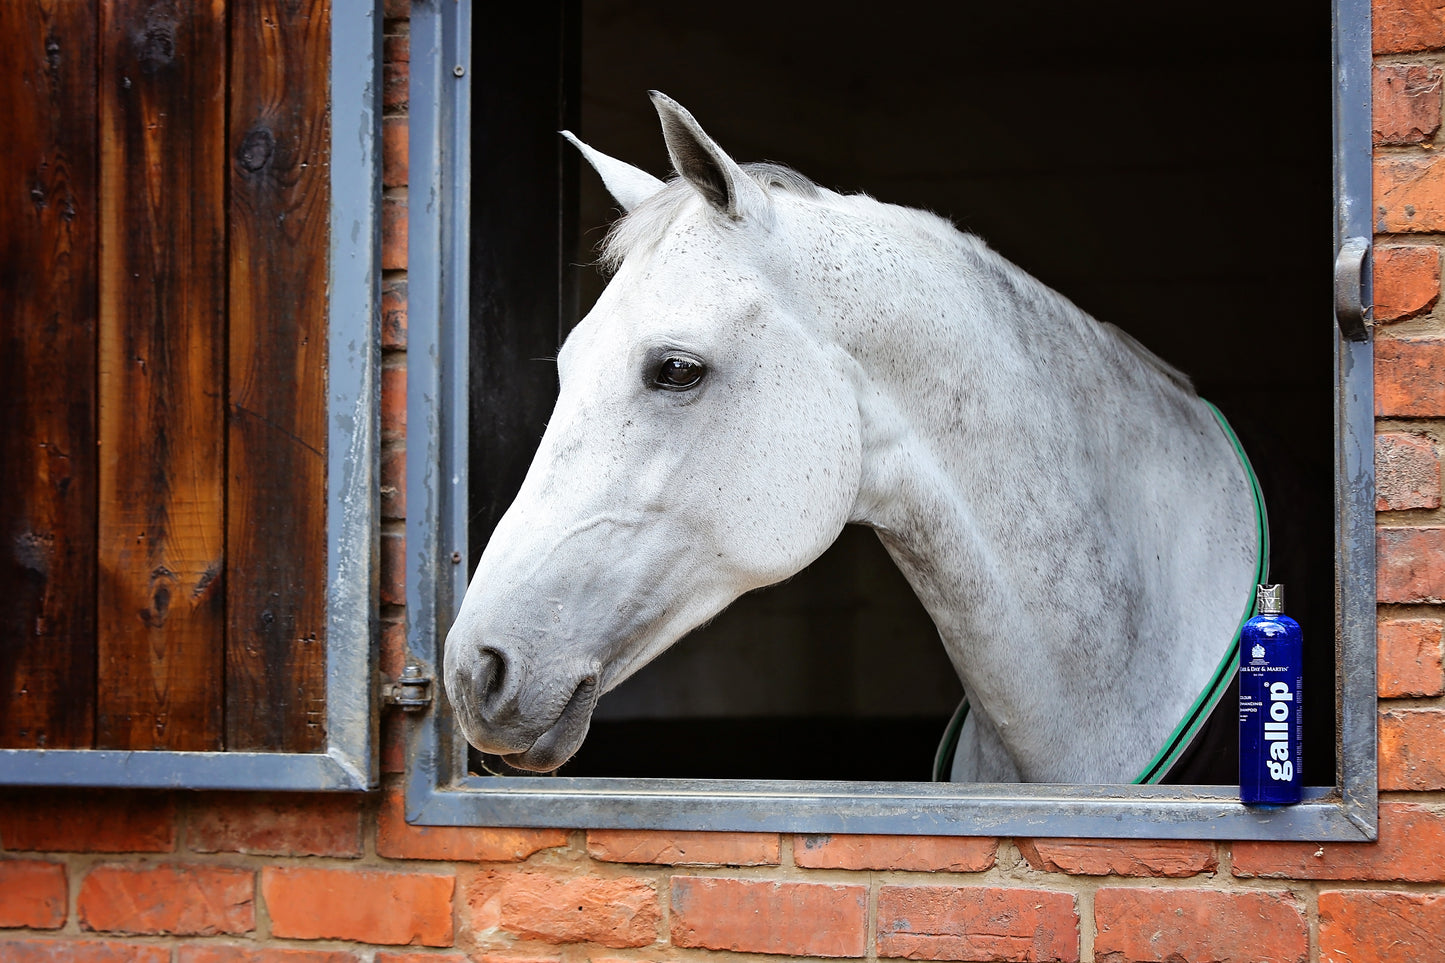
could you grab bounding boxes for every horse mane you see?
[598,161,1192,393]
[955,234,1195,393]
[1099,320,1193,391]
[598,162,820,272]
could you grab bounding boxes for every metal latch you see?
[1334,236,1371,342]
[382,665,434,711]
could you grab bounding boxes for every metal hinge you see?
[382,665,434,711]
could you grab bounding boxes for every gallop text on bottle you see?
[1262,681,1294,781]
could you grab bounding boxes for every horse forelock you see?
[598,162,822,272]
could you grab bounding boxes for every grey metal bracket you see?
[1335,236,1371,341]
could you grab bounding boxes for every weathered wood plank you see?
[0,2,101,749]
[96,0,228,751]
[225,0,330,752]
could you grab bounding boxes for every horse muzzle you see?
[443,639,602,772]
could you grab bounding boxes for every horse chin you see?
[498,676,601,773]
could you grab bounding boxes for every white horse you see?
[444,92,1261,783]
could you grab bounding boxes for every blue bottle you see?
[1239,584,1303,805]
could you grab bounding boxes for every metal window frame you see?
[403,0,1377,839]
[0,2,383,792]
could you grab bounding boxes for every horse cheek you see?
[729,381,859,583]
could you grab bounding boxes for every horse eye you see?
[653,356,705,391]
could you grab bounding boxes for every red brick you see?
[587,829,779,866]
[1094,888,1306,963]
[377,954,469,963]
[1376,432,1441,510]
[1375,64,1444,144]
[262,866,453,947]
[78,864,254,936]
[1015,838,1216,877]
[466,870,659,948]
[876,884,1077,962]
[1233,802,1445,881]
[381,711,407,774]
[1375,155,1445,232]
[179,947,362,963]
[381,277,407,349]
[1378,526,1445,602]
[1373,246,1441,322]
[380,617,407,679]
[384,116,410,188]
[4,940,170,963]
[0,791,175,853]
[381,445,406,520]
[794,834,996,872]
[383,34,409,111]
[383,194,408,270]
[472,956,562,963]
[383,0,411,21]
[0,859,67,929]
[1378,616,1445,696]
[377,783,567,862]
[188,793,362,857]
[1378,336,1445,417]
[1375,0,1445,54]
[671,876,866,958]
[380,529,406,608]
[382,361,406,442]
[1319,889,1445,963]
[1380,707,1445,790]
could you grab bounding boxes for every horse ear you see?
[561,131,665,213]
[649,90,770,222]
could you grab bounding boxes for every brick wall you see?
[1373,30,1445,939]
[4,1,1445,961]
[6,788,1445,963]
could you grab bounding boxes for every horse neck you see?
[839,227,1091,595]
[826,213,1236,781]
[836,222,1157,543]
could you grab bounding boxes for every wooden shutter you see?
[1,0,331,755]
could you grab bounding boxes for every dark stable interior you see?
[468,1,1334,782]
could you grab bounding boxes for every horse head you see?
[443,93,865,770]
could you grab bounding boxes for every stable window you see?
[404,0,1376,837]
[0,1,381,791]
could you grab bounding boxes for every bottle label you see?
[1239,613,1304,806]
[1263,681,1294,781]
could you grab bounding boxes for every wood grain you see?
[96,0,228,751]
[0,2,101,749]
[225,0,331,752]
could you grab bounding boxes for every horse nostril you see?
[470,647,510,713]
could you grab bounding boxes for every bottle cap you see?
[1256,583,1284,615]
